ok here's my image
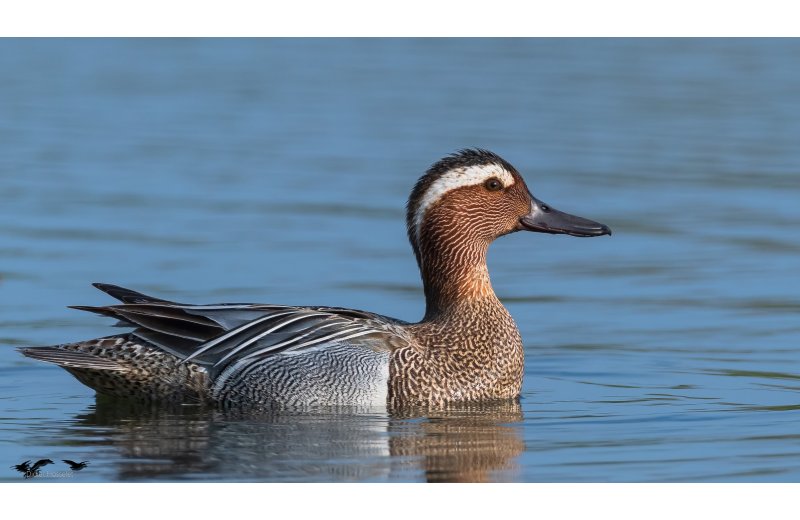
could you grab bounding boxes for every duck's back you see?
[20,284,408,408]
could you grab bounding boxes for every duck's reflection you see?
[389,401,524,482]
[70,397,524,482]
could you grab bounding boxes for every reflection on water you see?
[389,402,524,482]
[62,398,523,482]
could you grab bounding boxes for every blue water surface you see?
[1,39,799,482]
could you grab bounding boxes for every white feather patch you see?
[414,163,515,240]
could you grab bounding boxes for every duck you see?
[23,459,54,478]
[20,149,610,409]
[62,459,89,470]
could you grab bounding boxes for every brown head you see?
[406,149,611,318]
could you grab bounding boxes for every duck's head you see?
[406,149,611,266]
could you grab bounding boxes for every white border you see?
[3,484,800,520]
[1,0,800,36]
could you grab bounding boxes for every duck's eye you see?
[484,178,503,191]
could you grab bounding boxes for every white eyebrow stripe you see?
[413,163,515,241]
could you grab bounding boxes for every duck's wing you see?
[30,459,52,471]
[11,461,31,471]
[69,283,412,377]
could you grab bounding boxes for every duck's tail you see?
[20,334,211,402]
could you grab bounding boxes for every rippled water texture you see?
[1,39,799,482]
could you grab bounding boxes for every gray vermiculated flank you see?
[213,343,390,408]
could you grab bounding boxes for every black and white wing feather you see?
[70,283,410,378]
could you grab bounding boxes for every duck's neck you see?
[416,231,499,321]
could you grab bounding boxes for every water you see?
[1,39,799,482]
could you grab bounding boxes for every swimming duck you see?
[21,149,610,409]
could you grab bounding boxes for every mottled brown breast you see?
[388,298,524,408]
